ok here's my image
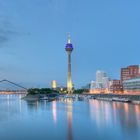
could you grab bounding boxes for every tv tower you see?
[65,34,74,94]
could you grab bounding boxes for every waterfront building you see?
[90,81,105,93]
[123,77,140,94]
[65,34,74,94]
[102,77,110,89]
[110,80,123,94]
[109,81,113,91]
[121,65,139,82]
[51,80,57,89]
[90,70,110,94]
[96,70,107,83]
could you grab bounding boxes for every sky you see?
[0,0,140,88]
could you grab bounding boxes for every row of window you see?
[123,81,140,90]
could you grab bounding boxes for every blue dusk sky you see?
[0,0,140,88]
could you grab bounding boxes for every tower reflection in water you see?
[66,99,73,140]
[52,99,73,140]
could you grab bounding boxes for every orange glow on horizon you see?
[89,88,110,94]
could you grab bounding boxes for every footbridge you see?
[0,79,28,94]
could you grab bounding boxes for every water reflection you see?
[0,95,140,140]
[0,94,25,122]
[25,98,74,140]
[66,99,73,140]
[89,100,140,137]
[52,101,57,124]
[26,101,39,111]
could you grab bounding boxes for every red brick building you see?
[110,65,140,94]
[121,65,139,82]
[110,80,123,94]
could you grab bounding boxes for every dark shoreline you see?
[22,93,140,104]
[83,93,140,104]
[83,93,140,100]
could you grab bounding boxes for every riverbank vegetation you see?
[27,88,89,95]
[73,89,89,94]
[27,88,57,95]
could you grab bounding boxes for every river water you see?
[0,94,140,140]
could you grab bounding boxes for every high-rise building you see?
[96,70,106,83]
[110,80,123,94]
[65,34,73,94]
[121,65,139,82]
[90,70,111,94]
[51,80,57,89]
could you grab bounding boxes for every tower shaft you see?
[67,51,73,94]
[65,34,73,94]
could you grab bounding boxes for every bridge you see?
[0,79,28,94]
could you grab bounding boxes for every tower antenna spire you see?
[68,33,71,44]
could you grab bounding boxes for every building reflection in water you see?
[52,101,57,124]
[19,98,22,113]
[89,100,139,136]
[89,100,112,128]
[0,94,25,121]
[135,105,140,115]
[7,94,10,107]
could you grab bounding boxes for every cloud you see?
[0,0,59,45]
[0,0,18,45]
[0,34,8,43]
[0,17,17,45]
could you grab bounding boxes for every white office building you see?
[96,70,107,83]
[90,70,111,93]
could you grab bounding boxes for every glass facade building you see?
[123,77,140,94]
